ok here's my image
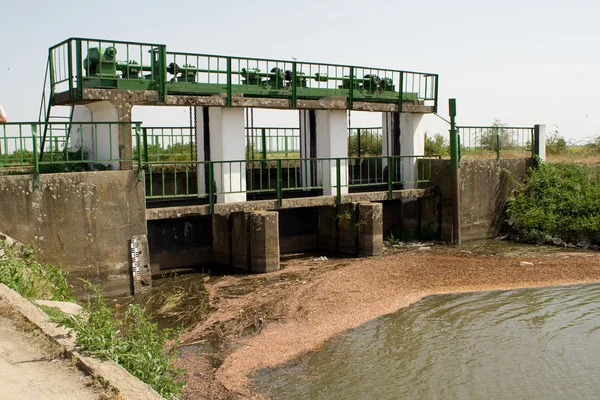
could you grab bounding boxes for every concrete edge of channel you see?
[0,283,165,400]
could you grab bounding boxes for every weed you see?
[0,240,73,301]
[58,283,185,399]
[546,126,567,155]
[425,132,449,156]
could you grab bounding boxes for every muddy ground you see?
[173,240,600,399]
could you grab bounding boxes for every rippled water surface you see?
[253,284,600,399]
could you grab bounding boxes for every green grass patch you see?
[57,284,185,399]
[0,240,73,301]
[507,163,600,244]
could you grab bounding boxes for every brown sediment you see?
[177,244,600,399]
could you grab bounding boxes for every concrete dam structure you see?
[0,37,545,296]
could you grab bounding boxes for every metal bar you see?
[75,39,83,100]
[208,162,214,213]
[348,67,354,110]
[226,57,232,107]
[387,156,393,199]
[449,98,461,245]
[31,124,40,187]
[291,62,297,108]
[336,158,341,204]
[277,159,282,208]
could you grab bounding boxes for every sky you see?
[1,0,599,143]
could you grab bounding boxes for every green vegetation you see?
[425,132,449,156]
[59,284,184,399]
[0,240,73,301]
[348,129,382,157]
[507,163,600,244]
[545,126,567,155]
[0,238,185,399]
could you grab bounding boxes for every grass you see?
[0,237,185,399]
[0,240,73,301]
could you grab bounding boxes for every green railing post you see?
[208,162,215,214]
[226,57,232,107]
[449,98,461,245]
[135,123,143,182]
[496,132,501,160]
[75,39,83,101]
[291,62,297,108]
[336,158,341,204]
[31,124,40,188]
[348,67,354,110]
[387,156,393,199]
[159,45,167,103]
[67,41,73,99]
[434,74,439,113]
[142,127,149,166]
[399,72,404,112]
[276,159,283,208]
[357,128,361,158]
[261,128,267,162]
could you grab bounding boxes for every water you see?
[253,284,600,400]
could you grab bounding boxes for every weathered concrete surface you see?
[146,188,436,221]
[147,216,211,272]
[212,214,231,266]
[317,206,338,253]
[357,202,383,256]
[429,158,533,242]
[248,211,280,273]
[55,89,435,114]
[231,212,250,271]
[0,284,164,400]
[337,203,358,255]
[0,171,149,296]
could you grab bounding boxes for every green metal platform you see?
[43,38,439,111]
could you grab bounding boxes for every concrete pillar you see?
[206,107,246,203]
[357,202,383,256]
[231,212,250,271]
[317,205,337,253]
[399,113,425,189]
[337,202,358,255]
[211,213,231,265]
[71,102,121,170]
[248,211,280,273]
[195,107,208,195]
[315,110,348,195]
[382,112,425,189]
[299,110,316,188]
[534,124,546,161]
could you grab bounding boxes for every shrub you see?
[585,136,600,153]
[507,163,600,244]
[480,120,515,151]
[348,129,382,157]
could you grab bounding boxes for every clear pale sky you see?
[1,0,598,142]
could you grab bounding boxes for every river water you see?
[253,284,600,399]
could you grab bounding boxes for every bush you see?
[507,163,600,244]
[425,133,449,156]
[348,130,382,157]
[585,136,600,153]
[480,120,515,151]
[546,126,567,155]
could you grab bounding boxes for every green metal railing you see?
[1,122,141,175]
[137,126,384,162]
[46,38,439,111]
[144,155,440,207]
[458,125,535,159]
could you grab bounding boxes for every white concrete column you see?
[195,107,207,196]
[299,110,313,189]
[399,113,425,189]
[534,124,546,161]
[381,112,395,159]
[208,107,246,203]
[71,102,119,170]
[315,110,348,196]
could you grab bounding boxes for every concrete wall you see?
[0,171,148,295]
[429,158,533,241]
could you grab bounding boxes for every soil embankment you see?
[177,242,600,399]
